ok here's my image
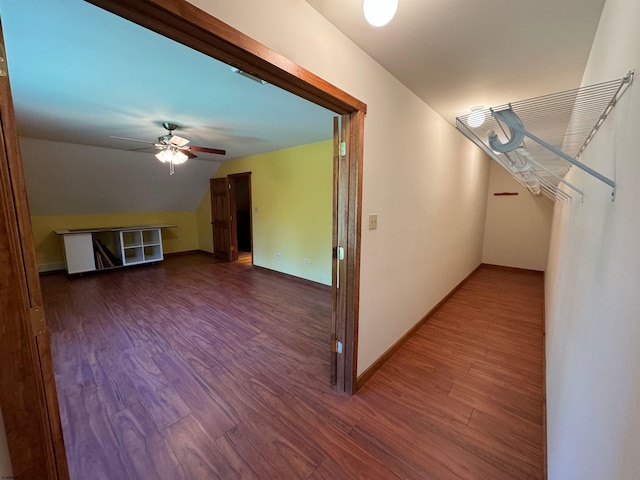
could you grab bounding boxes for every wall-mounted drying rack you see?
[456,70,634,202]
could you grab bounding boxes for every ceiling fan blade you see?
[188,145,226,155]
[109,135,155,145]
[168,135,190,147]
[126,146,157,152]
[183,150,197,159]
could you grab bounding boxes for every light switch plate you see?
[368,214,378,230]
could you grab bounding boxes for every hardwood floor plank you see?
[223,424,284,479]
[153,351,238,439]
[85,349,137,416]
[213,434,260,480]
[60,382,130,480]
[123,346,171,392]
[42,256,544,480]
[164,415,236,479]
[135,383,191,431]
[111,402,187,480]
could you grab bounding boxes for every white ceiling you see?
[306,0,606,123]
[0,0,335,163]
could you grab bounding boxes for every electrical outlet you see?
[276,252,281,260]
[304,258,308,265]
[369,213,378,230]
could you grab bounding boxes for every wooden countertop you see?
[55,225,178,235]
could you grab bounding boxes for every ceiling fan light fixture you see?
[467,106,486,128]
[171,150,188,165]
[363,0,398,27]
[155,148,188,165]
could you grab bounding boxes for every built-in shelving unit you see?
[120,229,163,266]
[55,225,176,274]
[456,71,634,202]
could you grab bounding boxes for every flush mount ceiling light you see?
[363,0,398,27]
[467,106,485,128]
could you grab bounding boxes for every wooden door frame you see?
[0,21,69,479]
[1,2,365,475]
[83,0,365,393]
[228,172,253,264]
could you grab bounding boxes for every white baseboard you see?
[38,261,66,273]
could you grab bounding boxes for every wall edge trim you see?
[37,262,66,273]
[355,262,483,391]
[252,264,331,291]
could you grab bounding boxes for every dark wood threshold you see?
[355,263,483,391]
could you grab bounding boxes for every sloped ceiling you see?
[306,0,606,123]
[20,137,220,215]
[0,0,334,216]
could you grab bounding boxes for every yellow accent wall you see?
[197,140,333,285]
[32,211,199,271]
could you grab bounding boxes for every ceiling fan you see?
[110,122,226,175]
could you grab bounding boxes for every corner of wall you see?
[196,186,213,253]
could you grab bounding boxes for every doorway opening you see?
[211,172,253,264]
[0,1,366,477]
[232,173,253,264]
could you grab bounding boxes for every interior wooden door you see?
[210,177,233,261]
[0,22,69,479]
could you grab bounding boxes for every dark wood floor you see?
[42,254,544,479]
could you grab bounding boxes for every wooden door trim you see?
[83,0,366,395]
[1,2,366,476]
[0,43,68,480]
[343,111,364,394]
[228,172,253,264]
[86,0,366,115]
[227,176,238,261]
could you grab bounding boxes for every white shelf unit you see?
[120,228,164,266]
[56,225,174,274]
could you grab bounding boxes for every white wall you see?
[545,0,640,478]
[482,162,553,271]
[187,0,490,374]
[0,408,12,478]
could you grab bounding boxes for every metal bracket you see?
[490,108,617,200]
[30,306,46,337]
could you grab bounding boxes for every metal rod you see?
[513,124,615,189]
